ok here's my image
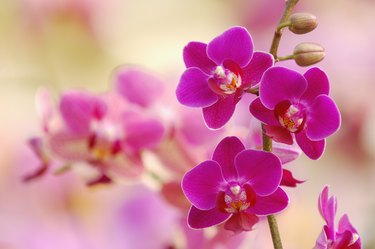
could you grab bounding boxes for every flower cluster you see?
[176,23,360,245]
[25,67,166,185]
[23,2,363,247]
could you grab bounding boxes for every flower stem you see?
[265,1,300,249]
[269,0,300,59]
[267,215,283,249]
[276,54,295,62]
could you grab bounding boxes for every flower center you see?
[209,66,242,95]
[275,101,306,133]
[217,184,256,214]
[88,120,123,161]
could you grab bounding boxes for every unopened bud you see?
[293,43,325,66]
[288,13,317,34]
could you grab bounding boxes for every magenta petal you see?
[264,125,293,145]
[107,152,144,178]
[22,163,48,182]
[306,95,341,140]
[203,95,236,129]
[182,160,224,210]
[295,131,325,160]
[115,67,165,108]
[183,42,217,74]
[176,68,218,107]
[315,229,328,249]
[318,186,337,232]
[212,136,244,181]
[235,150,282,196]
[86,173,112,186]
[241,52,274,87]
[247,187,289,215]
[224,212,259,233]
[60,91,107,135]
[338,214,357,232]
[49,131,90,161]
[301,67,330,104]
[280,169,305,187]
[272,145,301,164]
[334,231,355,249]
[207,27,253,67]
[188,206,230,229]
[124,116,165,152]
[337,215,361,248]
[259,67,307,109]
[249,98,279,126]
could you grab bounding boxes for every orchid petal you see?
[249,97,279,126]
[241,52,274,88]
[203,95,237,129]
[301,67,330,104]
[59,91,107,135]
[247,187,289,215]
[280,169,305,187]
[182,160,224,210]
[264,125,293,145]
[176,68,218,108]
[183,42,217,74]
[260,67,307,109]
[123,116,165,152]
[235,150,282,196]
[224,212,259,233]
[49,131,90,161]
[115,67,165,108]
[306,95,341,140]
[212,136,244,181]
[188,206,230,229]
[295,131,325,160]
[314,229,328,249]
[207,27,253,67]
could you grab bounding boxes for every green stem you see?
[269,0,300,59]
[267,215,284,249]
[276,54,295,62]
[265,1,300,249]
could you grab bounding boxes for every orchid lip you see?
[218,183,256,214]
[209,66,242,95]
[274,101,306,133]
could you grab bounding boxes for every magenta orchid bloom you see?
[250,67,341,160]
[176,26,274,129]
[182,136,288,233]
[314,186,361,249]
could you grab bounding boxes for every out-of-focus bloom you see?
[250,67,341,159]
[20,0,102,33]
[182,136,288,233]
[25,67,166,185]
[314,186,361,249]
[176,26,273,129]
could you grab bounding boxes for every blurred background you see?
[1,0,375,248]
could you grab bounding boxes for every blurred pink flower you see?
[25,67,167,185]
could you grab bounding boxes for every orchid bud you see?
[293,42,325,66]
[288,13,317,34]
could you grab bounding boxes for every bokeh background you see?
[1,0,375,248]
